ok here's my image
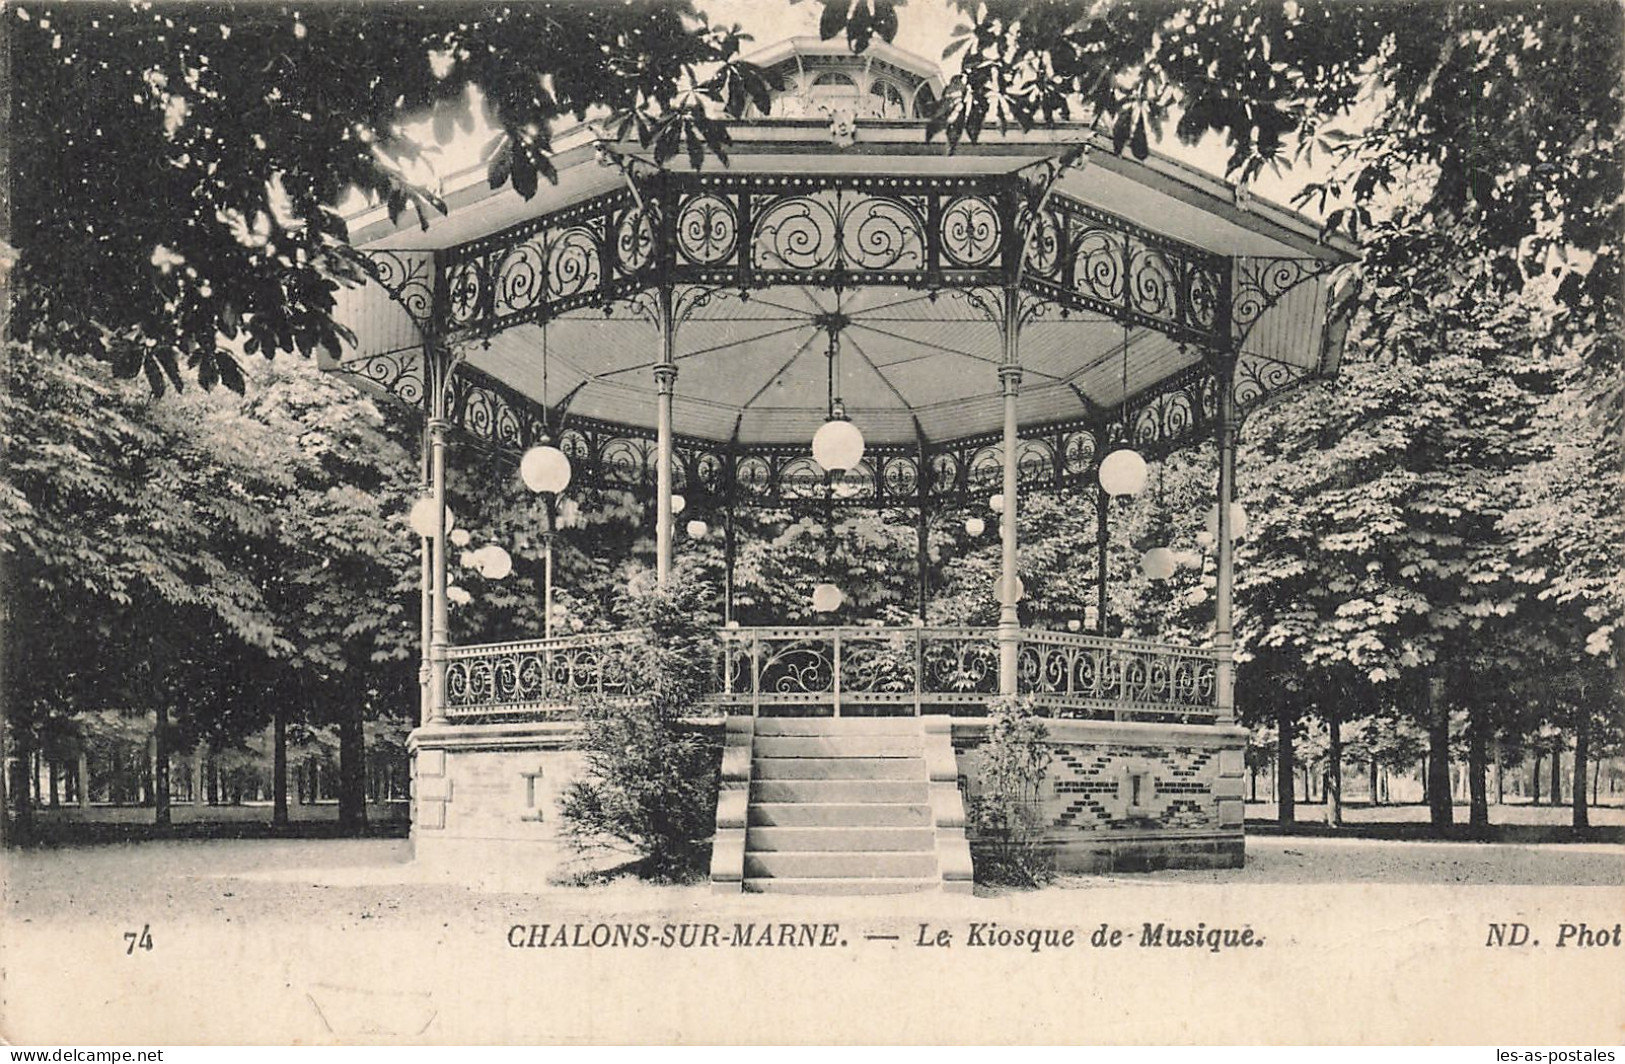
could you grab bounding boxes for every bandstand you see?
[330,38,1355,892]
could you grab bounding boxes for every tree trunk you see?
[1276,705,1296,827]
[1468,708,1489,833]
[1368,756,1379,806]
[272,701,289,829]
[153,705,170,827]
[1493,735,1503,805]
[1532,754,1542,804]
[1593,758,1602,806]
[11,731,34,826]
[1551,748,1563,806]
[1249,763,1258,802]
[207,755,219,806]
[47,760,59,808]
[1573,709,1590,830]
[77,750,91,810]
[337,696,367,834]
[1425,678,1453,830]
[1325,703,1343,826]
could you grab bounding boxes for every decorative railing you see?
[443,632,637,718]
[1015,629,1218,723]
[714,626,1000,715]
[439,626,1219,724]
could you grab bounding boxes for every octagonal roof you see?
[335,40,1356,459]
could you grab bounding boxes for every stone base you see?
[408,720,585,884]
[953,718,1249,875]
[1038,830,1245,874]
[405,715,1247,887]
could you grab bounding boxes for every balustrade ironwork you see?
[442,631,636,718]
[437,625,1217,723]
[1014,629,1218,723]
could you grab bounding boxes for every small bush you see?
[968,695,1055,887]
[559,566,722,882]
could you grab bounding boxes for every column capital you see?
[999,363,1023,393]
[653,363,679,392]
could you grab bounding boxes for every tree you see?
[0,338,423,832]
[8,2,772,393]
[560,565,722,880]
[0,342,279,828]
[815,0,1622,435]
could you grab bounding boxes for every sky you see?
[406,0,1323,217]
[680,0,1318,208]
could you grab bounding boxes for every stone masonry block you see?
[416,776,453,803]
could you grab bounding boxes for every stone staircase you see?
[711,716,973,895]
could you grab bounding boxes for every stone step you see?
[751,779,930,804]
[752,735,923,758]
[743,877,942,896]
[744,850,940,879]
[748,802,933,828]
[753,718,921,737]
[745,826,937,852]
[752,756,926,781]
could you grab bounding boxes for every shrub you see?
[968,695,1055,887]
[559,565,722,881]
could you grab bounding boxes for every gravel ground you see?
[1244,800,1625,827]
[4,835,1621,1045]
[6,833,1622,923]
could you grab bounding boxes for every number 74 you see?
[123,925,154,954]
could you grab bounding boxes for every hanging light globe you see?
[670,493,687,516]
[995,573,1026,604]
[811,418,865,474]
[686,519,709,539]
[1141,546,1177,581]
[964,516,986,537]
[477,544,513,580]
[1098,448,1148,497]
[989,493,1004,514]
[520,444,572,494]
[811,582,845,613]
[1204,502,1250,540]
[449,528,471,548]
[409,497,456,538]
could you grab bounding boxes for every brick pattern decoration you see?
[953,736,1219,835]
